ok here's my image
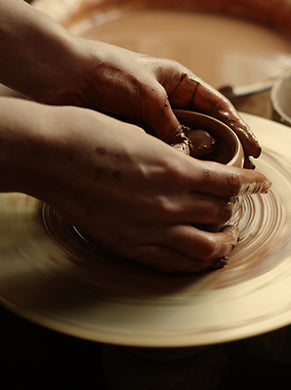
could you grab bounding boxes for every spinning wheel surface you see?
[0,113,290,347]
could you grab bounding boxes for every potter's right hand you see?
[0,98,271,273]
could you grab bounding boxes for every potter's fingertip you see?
[247,147,260,161]
[261,179,272,193]
[242,176,272,195]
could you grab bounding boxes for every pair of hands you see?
[29,39,269,273]
[7,98,268,274]
[0,1,270,272]
[42,38,261,164]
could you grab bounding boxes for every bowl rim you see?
[173,109,244,167]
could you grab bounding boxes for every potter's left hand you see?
[0,0,260,163]
[51,39,261,164]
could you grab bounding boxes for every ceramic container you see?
[174,109,245,168]
[173,109,245,232]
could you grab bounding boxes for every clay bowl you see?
[174,109,244,232]
[173,109,244,168]
[271,72,291,127]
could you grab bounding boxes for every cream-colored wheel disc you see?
[0,113,290,347]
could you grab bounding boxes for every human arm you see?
[0,0,260,163]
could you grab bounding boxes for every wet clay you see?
[174,110,244,167]
[69,9,291,89]
[167,124,216,158]
[188,129,216,158]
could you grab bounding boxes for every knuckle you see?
[152,195,177,216]
[159,57,182,71]
[143,82,167,106]
[168,59,190,77]
[225,173,242,196]
[199,236,218,261]
[202,166,217,185]
[201,167,243,197]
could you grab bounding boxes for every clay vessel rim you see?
[173,109,243,167]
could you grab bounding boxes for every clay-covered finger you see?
[145,223,239,273]
[173,193,239,226]
[191,160,272,197]
[168,124,191,155]
[167,70,261,159]
[122,220,240,273]
[164,224,239,261]
[139,81,188,145]
[124,244,218,273]
[123,225,238,273]
[192,79,261,158]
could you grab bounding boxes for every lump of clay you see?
[188,128,216,158]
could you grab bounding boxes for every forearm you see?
[0,0,81,103]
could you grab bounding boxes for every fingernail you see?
[254,180,272,194]
[242,179,272,195]
[261,180,272,193]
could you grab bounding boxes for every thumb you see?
[156,102,191,155]
[142,82,190,154]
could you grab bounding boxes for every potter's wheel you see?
[0,113,290,347]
